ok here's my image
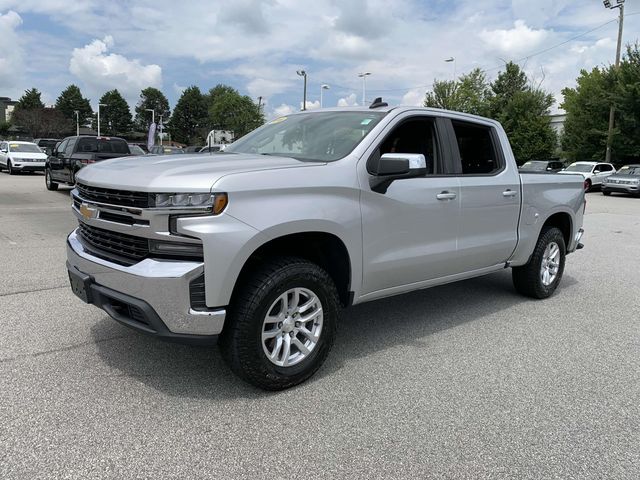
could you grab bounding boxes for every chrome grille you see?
[76,183,150,208]
[77,222,149,265]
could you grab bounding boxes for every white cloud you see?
[69,36,162,105]
[479,20,550,55]
[172,82,186,96]
[304,100,320,110]
[0,10,23,91]
[401,89,424,106]
[337,93,358,107]
[273,103,296,117]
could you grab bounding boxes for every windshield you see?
[129,145,145,155]
[38,140,58,148]
[520,161,547,171]
[616,166,640,175]
[226,111,387,162]
[77,138,129,154]
[564,163,593,173]
[9,143,41,153]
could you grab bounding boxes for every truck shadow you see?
[90,271,578,399]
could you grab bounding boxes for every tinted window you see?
[452,121,499,174]
[598,164,613,172]
[77,138,129,154]
[371,117,438,174]
[56,139,69,155]
[65,138,77,155]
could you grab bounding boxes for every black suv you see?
[45,136,131,191]
[33,138,61,156]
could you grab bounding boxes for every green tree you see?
[424,68,490,115]
[612,44,640,162]
[55,85,93,124]
[170,86,208,144]
[134,87,170,131]
[15,88,45,111]
[206,84,264,138]
[488,62,557,163]
[97,89,132,135]
[560,67,613,161]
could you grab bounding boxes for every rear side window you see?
[452,121,500,175]
[77,138,129,154]
[598,164,613,172]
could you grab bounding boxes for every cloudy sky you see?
[0,0,638,118]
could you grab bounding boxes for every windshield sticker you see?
[360,118,373,125]
[269,116,287,125]
[9,144,19,148]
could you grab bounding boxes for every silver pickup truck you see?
[66,104,585,390]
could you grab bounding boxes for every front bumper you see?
[601,183,640,195]
[66,229,226,339]
[12,162,45,171]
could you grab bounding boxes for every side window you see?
[371,117,438,175]
[56,139,69,155]
[65,138,77,156]
[452,121,500,175]
[599,164,613,172]
[0,142,6,151]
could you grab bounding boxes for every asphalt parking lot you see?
[1,172,638,479]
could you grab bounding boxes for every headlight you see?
[150,192,228,214]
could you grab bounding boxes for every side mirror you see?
[369,153,427,194]
[593,169,601,174]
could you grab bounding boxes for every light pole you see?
[145,108,155,146]
[320,84,330,108]
[444,57,456,80]
[358,72,371,105]
[603,0,625,163]
[296,70,307,110]
[97,103,107,137]
[74,110,79,136]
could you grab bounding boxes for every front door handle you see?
[502,189,518,197]
[436,191,457,200]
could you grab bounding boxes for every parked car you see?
[66,105,585,390]
[128,144,147,156]
[519,160,564,173]
[128,142,149,153]
[184,146,204,153]
[149,145,184,155]
[0,140,48,174]
[558,161,615,191]
[45,136,131,190]
[601,164,640,197]
[33,138,61,156]
[199,144,224,153]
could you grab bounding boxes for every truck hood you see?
[75,153,322,191]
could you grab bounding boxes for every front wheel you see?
[512,227,566,299]
[584,179,592,192]
[45,169,59,191]
[603,191,611,196]
[7,160,15,175]
[220,257,339,390]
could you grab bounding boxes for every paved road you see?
[1,172,638,479]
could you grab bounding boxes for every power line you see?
[341,12,640,95]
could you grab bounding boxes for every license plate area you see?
[68,268,93,303]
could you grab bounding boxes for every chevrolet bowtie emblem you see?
[80,203,98,220]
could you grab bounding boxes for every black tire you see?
[584,179,592,192]
[45,169,59,191]
[603,191,611,196]
[7,160,15,175]
[512,227,566,299]
[220,257,340,390]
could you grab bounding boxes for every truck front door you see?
[359,114,461,296]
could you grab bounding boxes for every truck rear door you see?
[447,119,521,271]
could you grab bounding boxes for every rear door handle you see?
[502,189,518,197]
[436,191,457,200]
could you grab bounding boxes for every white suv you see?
[559,161,616,191]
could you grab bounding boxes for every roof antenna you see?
[369,97,388,109]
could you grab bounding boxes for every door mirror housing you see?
[369,153,427,193]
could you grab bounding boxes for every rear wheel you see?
[512,227,566,299]
[603,191,611,196]
[220,257,339,390]
[45,169,59,191]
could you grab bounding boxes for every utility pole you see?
[320,84,330,108]
[257,96,263,112]
[97,103,107,137]
[603,0,625,164]
[358,72,371,105]
[297,70,307,110]
[74,110,79,136]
